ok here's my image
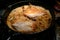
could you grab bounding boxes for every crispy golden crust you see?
[7,5,52,34]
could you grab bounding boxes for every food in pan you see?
[6,4,52,34]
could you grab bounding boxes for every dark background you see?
[0,0,56,9]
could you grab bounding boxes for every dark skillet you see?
[1,1,55,36]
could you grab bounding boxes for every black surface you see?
[0,0,56,40]
[0,0,56,9]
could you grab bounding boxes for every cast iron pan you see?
[1,1,55,36]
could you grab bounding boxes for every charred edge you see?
[12,25,17,31]
[22,6,24,10]
[24,15,36,21]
